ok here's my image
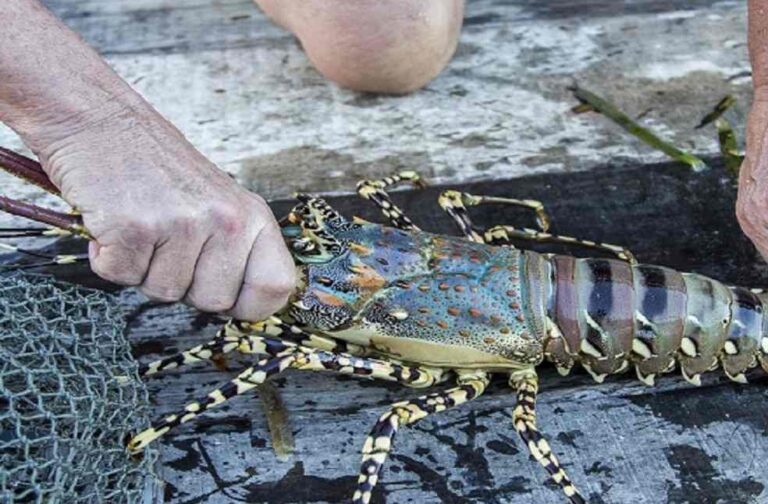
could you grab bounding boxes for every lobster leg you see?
[127,335,443,454]
[0,147,87,238]
[354,371,490,504]
[509,370,585,504]
[139,316,366,378]
[139,326,240,378]
[484,225,636,263]
[438,189,551,236]
[234,316,365,355]
[437,189,635,262]
[0,241,88,269]
[0,201,87,269]
[290,194,348,261]
[0,196,85,236]
[0,227,63,238]
[0,152,88,266]
[356,171,424,231]
[0,146,60,195]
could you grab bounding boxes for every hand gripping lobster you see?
[2,145,767,504]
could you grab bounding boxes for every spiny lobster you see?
[1,145,766,504]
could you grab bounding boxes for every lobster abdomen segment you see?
[531,252,768,384]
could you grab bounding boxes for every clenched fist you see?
[39,103,296,320]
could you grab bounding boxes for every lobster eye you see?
[317,276,334,287]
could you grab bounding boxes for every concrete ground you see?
[0,0,752,206]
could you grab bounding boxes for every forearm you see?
[0,0,153,153]
[747,0,768,168]
[750,0,768,96]
[736,1,768,257]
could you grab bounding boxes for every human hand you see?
[34,102,296,320]
[737,91,768,261]
[0,1,295,320]
[737,2,768,260]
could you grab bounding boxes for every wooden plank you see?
[41,0,733,56]
[105,158,766,504]
[44,0,287,56]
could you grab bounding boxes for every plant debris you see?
[571,85,709,173]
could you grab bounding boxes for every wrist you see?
[8,84,159,157]
[28,91,215,192]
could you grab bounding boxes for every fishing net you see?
[0,271,157,503]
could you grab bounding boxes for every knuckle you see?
[249,194,271,214]
[243,273,296,313]
[186,291,236,313]
[266,271,297,300]
[141,283,186,303]
[210,204,245,235]
[170,213,200,238]
[93,261,145,286]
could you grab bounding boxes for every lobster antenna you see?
[0,196,88,237]
[0,146,60,195]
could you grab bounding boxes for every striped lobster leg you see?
[438,189,551,239]
[353,370,490,504]
[139,316,366,378]
[437,189,635,263]
[356,171,425,231]
[138,325,240,378]
[485,225,636,263]
[509,370,585,504]
[127,334,443,454]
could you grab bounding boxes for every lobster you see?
[1,145,766,504]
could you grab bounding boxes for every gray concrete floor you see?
[0,0,752,208]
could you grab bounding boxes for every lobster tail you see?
[530,252,768,385]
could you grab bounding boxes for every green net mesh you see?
[0,272,156,503]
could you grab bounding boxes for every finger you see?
[140,237,204,303]
[229,222,295,321]
[184,233,250,313]
[89,240,153,286]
